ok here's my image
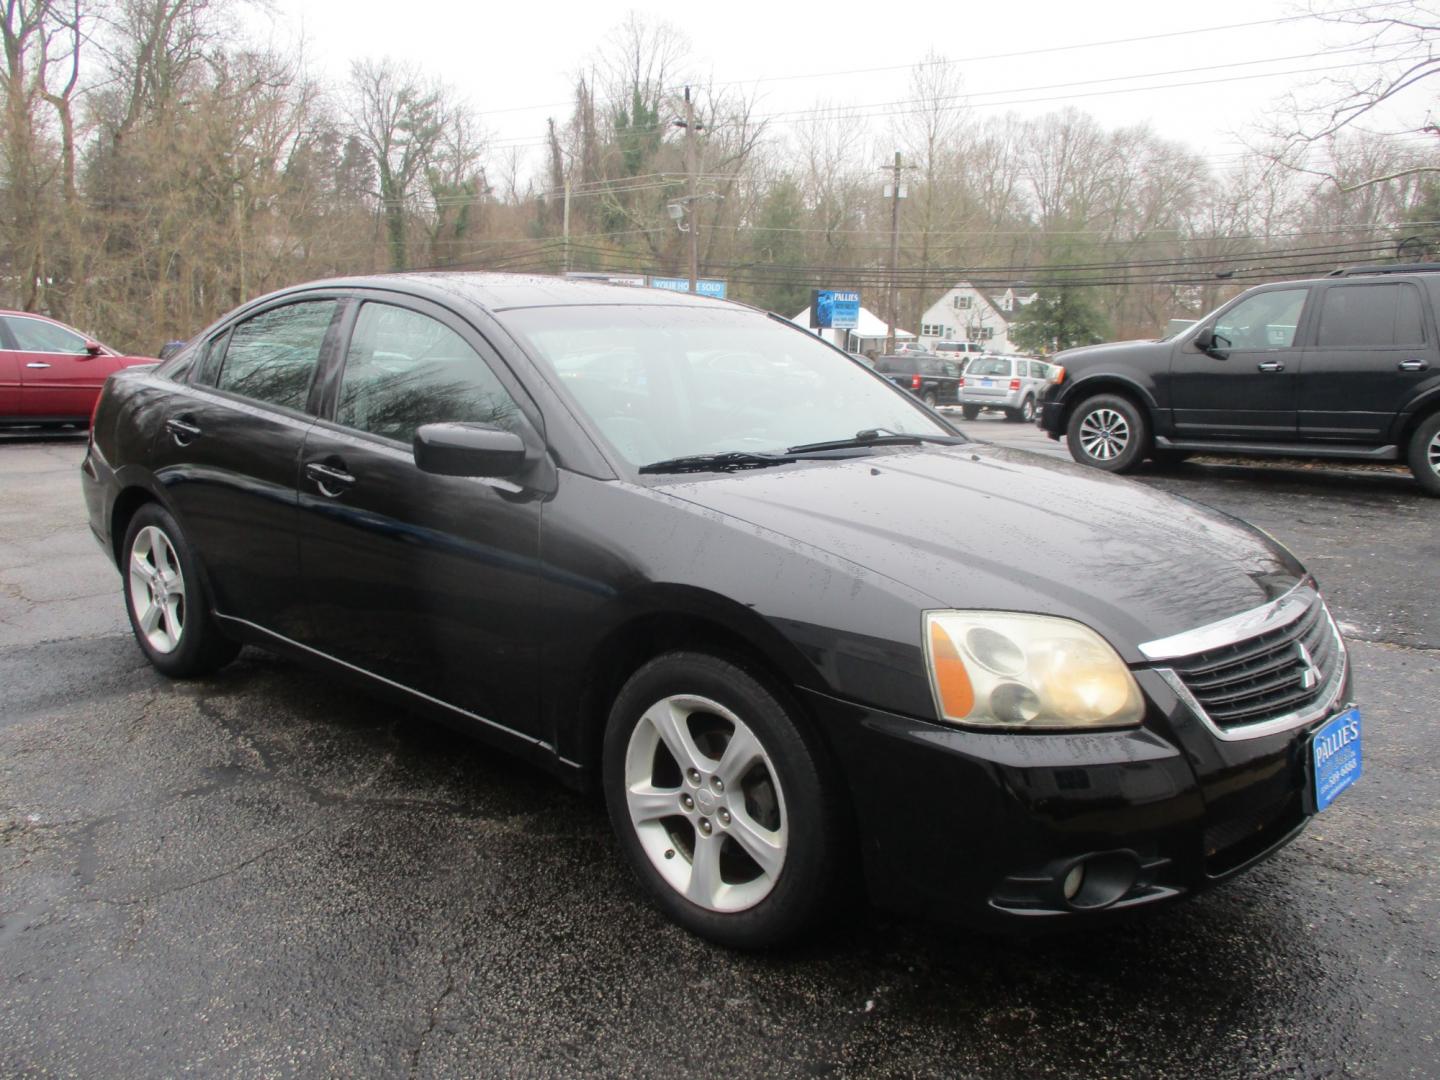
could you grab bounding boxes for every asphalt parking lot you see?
[2,430,1437,1078]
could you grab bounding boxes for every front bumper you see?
[801,662,1352,932]
[1038,398,1066,436]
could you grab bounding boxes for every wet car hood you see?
[654,444,1305,661]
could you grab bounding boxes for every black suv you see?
[874,353,962,407]
[1038,264,1440,494]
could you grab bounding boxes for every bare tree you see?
[347,57,445,271]
[1266,1,1440,190]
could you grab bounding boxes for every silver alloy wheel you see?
[1429,429,1440,476]
[1078,407,1130,461]
[1021,398,1035,421]
[128,525,185,654]
[623,693,788,913]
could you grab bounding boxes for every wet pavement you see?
[2,436,1438,1078]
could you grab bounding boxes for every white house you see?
[918,282,1038,354]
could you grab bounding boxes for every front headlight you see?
[923,611,1144,731]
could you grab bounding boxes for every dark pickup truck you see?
[1038,264,1440,495]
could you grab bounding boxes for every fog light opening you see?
[1061,852,1140,911]
[1062,863,1085,901]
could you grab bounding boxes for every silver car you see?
[959,355,1050,422]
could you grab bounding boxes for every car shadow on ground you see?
[177,647,1331,1075]
[1135,458,1422,501]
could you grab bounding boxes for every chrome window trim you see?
[1138,579,1316,661]
[1154,607,1350,742]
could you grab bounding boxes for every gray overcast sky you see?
[258,0,1424,173]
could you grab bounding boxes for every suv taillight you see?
[911,373,922,390]
[1009,378,1021,391]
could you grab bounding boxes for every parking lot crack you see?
[408,945,461,1077]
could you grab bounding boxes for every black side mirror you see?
[414,422,528,478]
[1193,328,1228,358]
[84,341,104,357]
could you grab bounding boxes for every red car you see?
[0,310,158,427]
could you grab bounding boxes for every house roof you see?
[789,306,914,339]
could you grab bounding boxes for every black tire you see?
[602,651,844,949]
[121,503,240,677]
[1065,393,1151,473]
[961,404,981,421]
[922,391,938,409]
[1019,395,1036,423]
[1406,411,1440,496]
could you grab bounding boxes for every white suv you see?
[958,355,1051,422]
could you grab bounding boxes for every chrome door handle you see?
[1257,361,1285,373]
[164,417,201,444]
[305,461,356,497]
[25,361,51,369]
[1399,359,1429,371]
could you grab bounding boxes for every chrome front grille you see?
[1170,596,1338,728]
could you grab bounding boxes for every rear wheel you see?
[1407,411,1440,496]
[602,652,843,948]
[1066,394,1150,473]
[122,504,239,677]
[922,390,938,409]
[961,404,981,421]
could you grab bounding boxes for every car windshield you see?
[967,358,1011,376]
[501,305,951,468]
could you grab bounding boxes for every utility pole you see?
[885,150,903,354]
[562,174,572,274]
[684,86,699,294]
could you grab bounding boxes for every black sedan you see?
[81,274,1361,947]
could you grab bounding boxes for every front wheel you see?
[602,652,843,948]
[1065,394,1150,473]
[1407,412,1440,496]
[122,504,239,677]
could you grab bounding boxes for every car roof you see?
[275,271,731,314]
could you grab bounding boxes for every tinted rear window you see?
[1317,283,1426,347]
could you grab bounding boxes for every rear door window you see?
[215,300,337,412]
[1316,283,1426,348]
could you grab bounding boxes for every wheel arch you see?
[1058,376,1156,433]
[1392,388,1440,448]
[556,587,825,786]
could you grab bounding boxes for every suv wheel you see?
[1407,412,1440,496]
[602,652,843,948]
[1007,397,1036,423]
[922,391,937,409]
[961,404,980,421]
[1066,394,1150,473]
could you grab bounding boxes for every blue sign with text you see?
[812,289,861,330]
[1312,707,1362,812]
[649,277,727,299]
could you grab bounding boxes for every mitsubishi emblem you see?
[1296,642,1321,690]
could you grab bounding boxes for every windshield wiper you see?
[785,428,967,455]
[638,450,797,475]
